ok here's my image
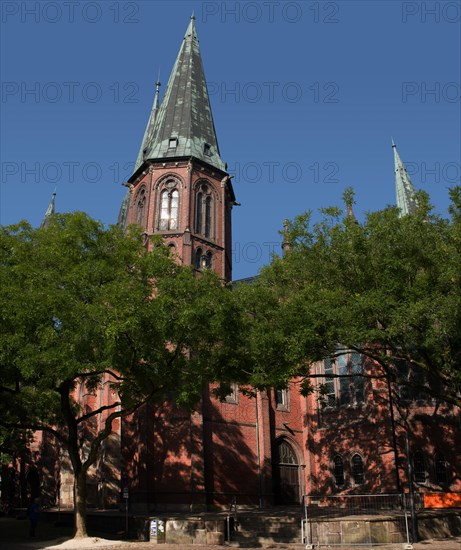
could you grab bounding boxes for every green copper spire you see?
[41,191,56,228]
[392,140,418,216]
[137,16,225,172]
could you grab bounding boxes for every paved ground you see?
[1,516,460,550]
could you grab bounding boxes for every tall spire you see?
[392,140,418,216]
[136,16,225,172]
[41,191,56,228]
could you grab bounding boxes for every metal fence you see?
[302,494,413,548]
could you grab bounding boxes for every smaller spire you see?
[134,78,162,171]
[282,219,291,256]
[41,191,56,228]
[342,186,357,222]
[393,141,418,216]
[117,187,130,228]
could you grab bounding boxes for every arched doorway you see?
[273,439,300,504]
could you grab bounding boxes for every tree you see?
[235,187,461,406]
[0,212,247,537]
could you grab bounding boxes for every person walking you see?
[27,497,40,537]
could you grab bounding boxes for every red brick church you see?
[5,16,461,513]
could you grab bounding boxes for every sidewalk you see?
[1,516,460,550]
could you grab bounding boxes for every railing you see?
[301,493,413,549]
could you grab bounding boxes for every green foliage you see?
[239,187,461,406]
[0,212,248,533]
[342,187,355,210]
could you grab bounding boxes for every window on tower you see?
[159,188,179,231]
[194,248,202,270]
[135,187,146,227]
[168,137,178,149]
[194,248,212,271]
[195,183,214,239]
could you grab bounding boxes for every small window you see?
[204,251,212,269]
[434,453,448,484]
[275,386,289,410]
[168,137,178,149]
[413,450,426,483]
[333,455,345,486]
[203,143,211,156]
[351,454,365,485]
[225,383,239,404]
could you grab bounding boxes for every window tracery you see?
[156,176,181,231]
[195,183,214,238]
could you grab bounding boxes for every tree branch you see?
[76,401,121,424]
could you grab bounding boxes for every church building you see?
[5,16,461,514]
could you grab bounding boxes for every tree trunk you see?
[74,471,88,538]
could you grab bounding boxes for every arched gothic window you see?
[159,188,179,230]
[135,187,146,226]
[351,453,365,485]
[333,455,345,486]
[195,184,214,238]
[413,450,426,483]
[194,249,212,270]
[194,248,202,270]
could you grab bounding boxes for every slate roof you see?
[134,16,225,173]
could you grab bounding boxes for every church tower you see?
[119,16,235,282]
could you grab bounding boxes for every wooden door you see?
[274,440,300,504]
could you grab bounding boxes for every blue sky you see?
[1,1,460,279]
